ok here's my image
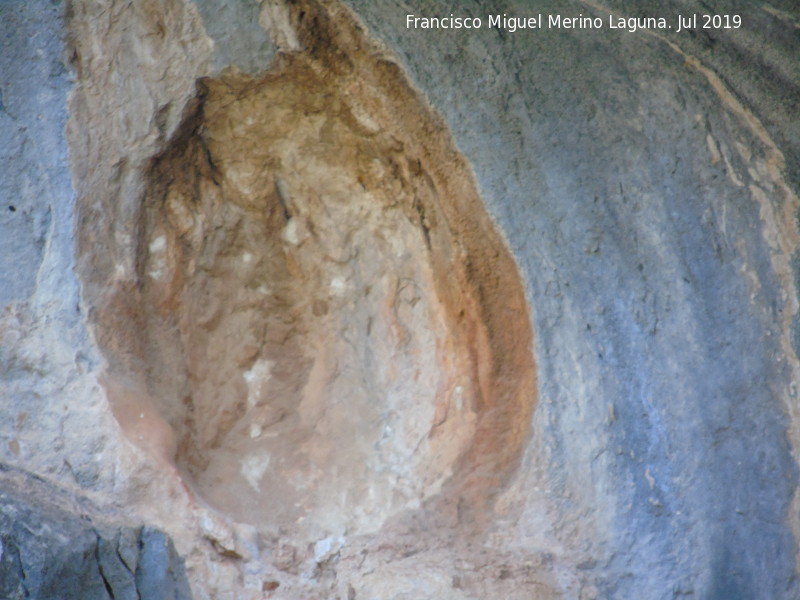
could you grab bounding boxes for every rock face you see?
[1,0,799,598]
[0,466,191,600]
[88,17,534,542]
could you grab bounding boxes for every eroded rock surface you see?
[0,466,191,600]
[89,2,534,543]
[2,0,800,598]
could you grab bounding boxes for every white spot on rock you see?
[453,385,464,411]
[149,235,166,253]
[314,535,346,563]
[330,277,346,295]
[243,359,272,409]
[147,235,168,280]
[241,453,271,492]
[282,218,301,245]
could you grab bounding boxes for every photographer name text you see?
[406,13,742,34]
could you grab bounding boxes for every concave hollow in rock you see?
[84,1,536,541]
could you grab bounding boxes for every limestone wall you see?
[1,1,798,598]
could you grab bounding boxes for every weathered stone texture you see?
[0,467,191,600]
[1,0,799,598]
[345,1,800,597]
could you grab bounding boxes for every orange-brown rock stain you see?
[85,0,536,540]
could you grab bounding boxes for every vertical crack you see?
[94,533,116,600]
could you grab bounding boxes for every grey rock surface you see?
[0,466,192,600]
[0,0,74,310]
[0,0,123,490]
[193,0,276,75]
[1,0,799,598]
[0,2,193,598]
[343,1,800,598]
